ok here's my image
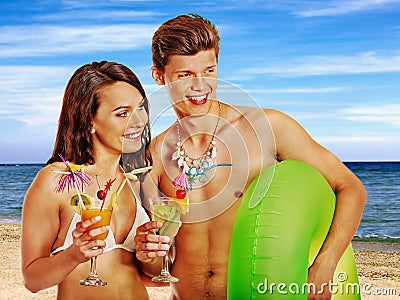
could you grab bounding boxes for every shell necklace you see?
[172,100,222,173]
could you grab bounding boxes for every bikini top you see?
[50,197,149,256]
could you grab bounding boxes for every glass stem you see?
[161,249,169,275]
[89,256,98,277]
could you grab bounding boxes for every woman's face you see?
[92,81,148,156]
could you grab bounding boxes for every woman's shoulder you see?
[32,162,65,182]
[25,162,68,202]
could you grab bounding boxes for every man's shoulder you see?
[226,103,276,114]
[226,103,286,122]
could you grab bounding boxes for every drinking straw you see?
[99,178,116,211]
[54,154,91,210]
[117,166,153,203]
[116,166,153,196]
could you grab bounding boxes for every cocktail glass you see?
[79,198,112,286]
[150,197,182,283]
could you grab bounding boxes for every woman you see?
[21,61,168,299]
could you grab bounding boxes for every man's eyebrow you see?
[173,65,217,73]
[173,69,191,73]
[202,64,217,70]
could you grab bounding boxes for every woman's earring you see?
[90,128,95,134]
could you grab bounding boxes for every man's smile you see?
[187,94,209,105]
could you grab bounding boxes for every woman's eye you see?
[117,111,128,117]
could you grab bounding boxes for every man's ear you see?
[151,66,165,85]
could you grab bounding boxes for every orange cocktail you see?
[81,208,112,240]
[78,196,114,287]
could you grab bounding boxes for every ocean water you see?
[0,164,43,223]
[0,162,399,242]
[345,161,400,242]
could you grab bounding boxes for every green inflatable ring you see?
[228,160,360,299]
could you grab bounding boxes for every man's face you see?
[153,49,218,116]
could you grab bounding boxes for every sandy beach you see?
[1,223,399,300]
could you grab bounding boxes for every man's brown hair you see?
[152,13,220,72]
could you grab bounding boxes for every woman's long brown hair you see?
[47,61,151,171]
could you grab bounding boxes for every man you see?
[135,14,366,299]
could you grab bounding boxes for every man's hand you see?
[134,221,171,263]
[308,256,336,300]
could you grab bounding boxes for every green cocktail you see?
[150,197,183,283]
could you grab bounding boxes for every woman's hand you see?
[70,216,109,263]
[134,221,171,263]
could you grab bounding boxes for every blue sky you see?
[1,0,399,163]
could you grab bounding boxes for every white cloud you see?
[294,0,400,17]
[218,0,400,17]
[340,104,400,126]
[60,0,162,9]
[0,89,63,127]
[0,66,73,90]
[0,66,71,127]
[36,9,163,21]
[316,135,400,143]
[241,51,400,77]
[0,24,158,57]
[290,103,400,126]
[247,87,346,94]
